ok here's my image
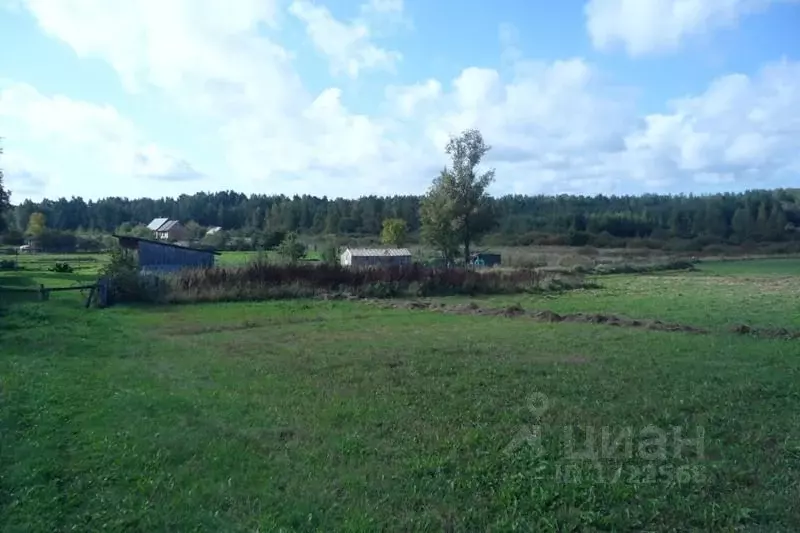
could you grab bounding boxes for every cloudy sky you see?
[1,0,798,202]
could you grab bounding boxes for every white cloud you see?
[384,79,442,118]
[288,0,402,77]
[0,82,203,198]
[585,0,797,56]
[4,1,800,201]
[12,0,415,197]
[2,150,49,198]
[621,60,800,187]
[361,0,403,15]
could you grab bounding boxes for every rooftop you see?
[147,217,169,231]
[112,234,221,255]
[158,220,181,232]
[345,248,412,257]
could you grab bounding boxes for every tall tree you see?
[0,143,9,233]
[420,129,496,264]
[420,173,461,265]
[380,218,408,247]
[26,212,47,240]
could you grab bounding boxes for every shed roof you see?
[345,248,412,257]
[112,234,221,255]
[157,220,181,232]
[147,217,170,231]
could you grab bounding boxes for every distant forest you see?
[5,188,800,252]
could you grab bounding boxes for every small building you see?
[206,226,223,235]
[471,252,502,268]
[147,218,188,241]
[113,234,219,273]
[340,247,412,268]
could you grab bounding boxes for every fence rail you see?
[0,279,109,308]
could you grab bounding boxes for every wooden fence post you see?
[98,277,109,308]
[39,284,49,301]
[85,285,96,308]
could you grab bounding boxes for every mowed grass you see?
[2,258,800,531]
[0,253,106,287]
[0,250,315,292]
[699,257,800,277]
[448,258,800,332]
[216,251,324,266]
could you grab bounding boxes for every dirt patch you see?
[373,300,709,334]
[729,324,800,339]
[165,320,264,336]
[373,300,800,340]
[164,315,326,336]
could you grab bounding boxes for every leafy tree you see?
[321,242,340,266]
[0,144,9,234]
[276,232,307,263]
[380,218,408,247]
[117,222,134,235]
[420,171,461,265]
[1,228,24,246]
[731,207,751,242]
[184,220,203,240]
[420,129,496,264]
[26,212,47,240]
[255,230,287,250]
[202,230,228,249]
[4,170,800,250]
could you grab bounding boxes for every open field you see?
[2,256,800,531]
[433,259,800,332]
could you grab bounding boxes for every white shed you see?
[340,247,412,268]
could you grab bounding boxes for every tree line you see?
[2,133,800,254]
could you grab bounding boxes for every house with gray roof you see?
[147,218,188,242]
[340,247,412,268]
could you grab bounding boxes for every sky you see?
[0,0,799,202]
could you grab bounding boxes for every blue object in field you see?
[470,253,501,268]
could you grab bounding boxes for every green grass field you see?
[0,250,324,277]
[2,256,800,531]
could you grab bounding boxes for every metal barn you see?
[113,235,219,273]
[340,247,412,268]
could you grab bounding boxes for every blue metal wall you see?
[137,241,215,272]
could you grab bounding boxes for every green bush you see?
[50,262,74,273]
[98,246,158,304]
[321,244,339,266]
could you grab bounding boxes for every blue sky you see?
[0,0,798,202]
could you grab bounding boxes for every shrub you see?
[97,255,598,306]
[276,232,307,263]
[0,259,16,270]
[144,261,590,304]
[321,243,339,266]
[50,262,74,273]
[556,254,595,269]
[99,246,159,304]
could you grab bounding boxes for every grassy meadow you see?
[2,250,800,531]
